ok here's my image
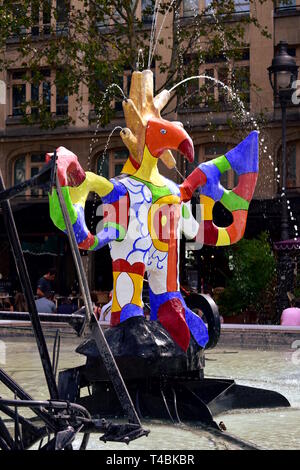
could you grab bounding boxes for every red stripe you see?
[233,173,258,202]
[129,154,140,170]
[78,232,95,250]
[227,210,248,244]
[180,168,207,201]
[203,220,218,246]
[110,311,121,326]
[167,209,178,292]
[112,259,145,276]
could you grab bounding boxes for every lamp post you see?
[268,41,299,318]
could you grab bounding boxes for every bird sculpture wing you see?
[46,147,127,251]
[180,131,259,246]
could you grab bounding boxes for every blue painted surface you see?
[198,161,224,201]
[185,307,209,347]
[68,204,90,244]
[102,178,127,204]
[120,304,144,322]
[149,287,208,347]
[225,131,259,175]
[94,225,121,250]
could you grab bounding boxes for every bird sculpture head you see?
[120,70,194,177]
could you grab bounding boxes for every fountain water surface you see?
[0,337,299,450]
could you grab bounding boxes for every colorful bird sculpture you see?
[47,70,258,352]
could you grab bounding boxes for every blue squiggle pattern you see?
[148,248,168,270]
[125,178,153,264]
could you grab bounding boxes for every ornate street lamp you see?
[268,41,299,318]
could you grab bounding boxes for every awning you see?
[273,238,300,251]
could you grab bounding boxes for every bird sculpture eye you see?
[160,129,167,134]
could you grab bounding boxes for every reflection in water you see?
[1,337,300,450]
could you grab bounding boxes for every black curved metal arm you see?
[0,309,87,336]
[0,160,54,203]
[184,293,221,349]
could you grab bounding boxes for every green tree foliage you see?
[218,232,276,317]
[0,0,270,128]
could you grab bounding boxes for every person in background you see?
[35,291,56,314]
[37,269,56,298]
[57,297,77,315]
[2,298,12,312]
[13,292,27,312]
[280,299,300,326]
[99,291,113,324]
[91,291,102,320]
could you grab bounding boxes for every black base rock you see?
[76,316,205,381]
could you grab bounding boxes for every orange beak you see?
[145,118,194,162]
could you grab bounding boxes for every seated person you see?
[13,292,27,312]
[99,291,113,323]
[35,291,56,314]
[57,297,77,315]
[37,269,56,298]
[281,299,300,326]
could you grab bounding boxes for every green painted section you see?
[103,221,126,240]
[221,190,249,211]
[130,176,172,203]
[212,155,231,174]
[89,236,99,251]
[49,187,78,231]
[182,204,191,219]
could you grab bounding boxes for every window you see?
[43,0,51,35]
[30,0,52,36]
[12,84,26,116]
[181,77,201,109]
[31,69,51,116]
[205,0,250,13]
[202,63,250,110]
[113,72,135,111]
[10,3,27,38]
[13,154,46,197]
[183,0,199,17]
[97,149,129,179]
[56,90,68,116]
[56,0,69,35]
[179,50,250,111]
[11,71,27,116]
[10,68,68,120]
[31,2,40,37]
[142,0,153,23]
[56,70,68,115]
[30,1,69,37]
[233,66,250,106]
[233,0,250,12]
[277,0,296,11]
